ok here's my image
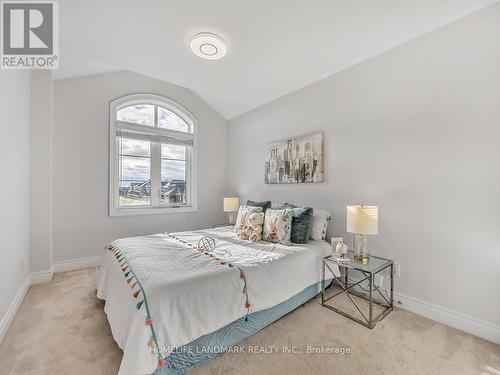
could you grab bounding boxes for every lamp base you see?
[353,234,370,263]
[228,213,236,225]
[354,255,369,264]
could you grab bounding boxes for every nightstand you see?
[321,252,393,329]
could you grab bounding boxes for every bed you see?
[97,226,333,375]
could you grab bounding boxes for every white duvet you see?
[97,227,333,375]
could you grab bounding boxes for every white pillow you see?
[310,209,332,241]
[234,205,263,232]
[263,208,293,245]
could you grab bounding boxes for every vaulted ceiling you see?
[56,0,499,119]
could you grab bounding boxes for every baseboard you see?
[394,292,500,345]
[0,257,100,343]
[343,274,500,344]
[52,255,101,273]
[0,277,30,345]
[30,270,53,285]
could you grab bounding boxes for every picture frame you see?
[264,131,324,184]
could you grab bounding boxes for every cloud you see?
[161,160,185,180]
[117,105,154,125]
[158,108,188,132]
[120,157,150,182]
[120,139,150,156]
[161,144,185,160]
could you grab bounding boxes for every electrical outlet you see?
[393,263,401,278]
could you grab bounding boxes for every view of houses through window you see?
[160,144,186,205]
[118,138,152,206]
[117,139,187,206]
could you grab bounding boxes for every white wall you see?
[228,3,500,332]
[52,71,227,263]
[0,71,31,321]
[30,71,53,273]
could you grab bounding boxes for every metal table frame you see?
[321,254,394,329]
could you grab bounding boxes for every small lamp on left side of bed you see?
[223,197,240,225]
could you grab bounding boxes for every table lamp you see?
[223,197,240,225]
[347,205,378,263]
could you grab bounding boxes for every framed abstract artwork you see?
[264,131,324,184]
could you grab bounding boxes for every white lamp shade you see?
[223,197,240,212]
[347,205,378,235]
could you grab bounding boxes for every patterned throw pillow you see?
[263,208,293,245]
[234,205,263,233]
[310,209,332,241]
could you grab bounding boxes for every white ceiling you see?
[53,51,120,80]
[57,0,499,119]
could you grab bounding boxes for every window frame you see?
[109,94,198,217]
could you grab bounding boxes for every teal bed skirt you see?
[155,281,328,375]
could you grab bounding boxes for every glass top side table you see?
[321,251,394,329]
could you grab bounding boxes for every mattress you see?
[97,227,334,375]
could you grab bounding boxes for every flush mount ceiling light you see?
[190,32,227,60]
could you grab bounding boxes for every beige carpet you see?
[0,269,499,375]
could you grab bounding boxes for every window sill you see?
[110,205,198,217]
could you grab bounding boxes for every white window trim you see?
[109,94,198,217]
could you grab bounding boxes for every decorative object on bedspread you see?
[237,212,264,242]
[264,131,324,184]
[197,236,216,252]
[233,205,263,233]
[263,208,293,245]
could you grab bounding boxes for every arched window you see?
[109,94,197,216]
